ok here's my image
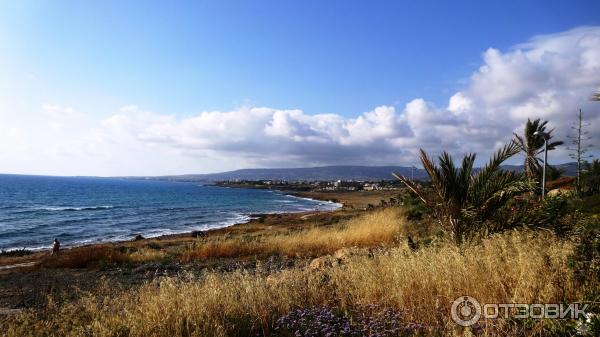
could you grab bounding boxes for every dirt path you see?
[0,262,37,271]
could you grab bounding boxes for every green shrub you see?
[572,194,600,214]
[524,195,572,236]
[0,248,33,257]
[400,190,431,221]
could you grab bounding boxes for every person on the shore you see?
[52,238,60,255]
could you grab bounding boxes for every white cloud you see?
[447,92,473,114]
[1,26,599,176]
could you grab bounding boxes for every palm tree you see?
[592,88,600,101]
[512,119,563,181]
[393,142,530,244]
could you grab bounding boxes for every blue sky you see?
[3,0,600,115]
[1,1,599,175]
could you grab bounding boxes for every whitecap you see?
[41,205,114,212]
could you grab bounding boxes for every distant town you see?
[214,179,408,192]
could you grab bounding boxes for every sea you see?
[0,174,341,251]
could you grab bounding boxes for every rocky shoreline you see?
[0,190,401,311]
[0,190,342,257]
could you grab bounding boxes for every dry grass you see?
[39,245,130,268]
[181,208,405,261]
[127,247,168,263]
[4,229,579,337]
[30,209,404,268]
[38,245,168,268]
[330,230,577,328]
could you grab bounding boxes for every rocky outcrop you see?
[547,188,575,197]
[309,247,374,270]
[190,230,207,238]
[308,255,339,270]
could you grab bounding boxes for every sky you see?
[1,0,599,176]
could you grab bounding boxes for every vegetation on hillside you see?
[582,159,600,195]
[2,216,589,337]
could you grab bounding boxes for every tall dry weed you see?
[5,229,578,336]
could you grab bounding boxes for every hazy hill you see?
[145,166,428,182]
[138,162,578,182]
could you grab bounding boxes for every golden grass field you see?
[2,206,583,337]
[181,208,405,261]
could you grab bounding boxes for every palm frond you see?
[457,153,475,205]
[472,143,519,189]
[512,134,526,152]
[419,149,443,199]
[477,171,529,219]
[438,151,458,202]
[391,172,431,205]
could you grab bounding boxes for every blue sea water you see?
[0,174,340,251]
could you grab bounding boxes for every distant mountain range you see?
[137,162,578,182]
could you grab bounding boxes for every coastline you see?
[0,190,400,271]
[0,187,342,254]
[118,190,346,244]
[0,189,401,311]
[0,190,363,267]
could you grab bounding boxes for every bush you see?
[40,246,128,268]
[573,194,600,214]
[571,215,600,296]
[0,248,33,258]
[400,190,432,221]
[522,195,573,236]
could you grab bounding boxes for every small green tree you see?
[393,142,531,244]
[581,159,600,195]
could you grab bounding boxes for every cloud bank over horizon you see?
[1,26,600,176]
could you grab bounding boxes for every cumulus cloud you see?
[1,26,599,176]
[111,105,414,167]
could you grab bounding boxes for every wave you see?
[41,205,114,212]
[1,244,53,252]
[280,194,343,210]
